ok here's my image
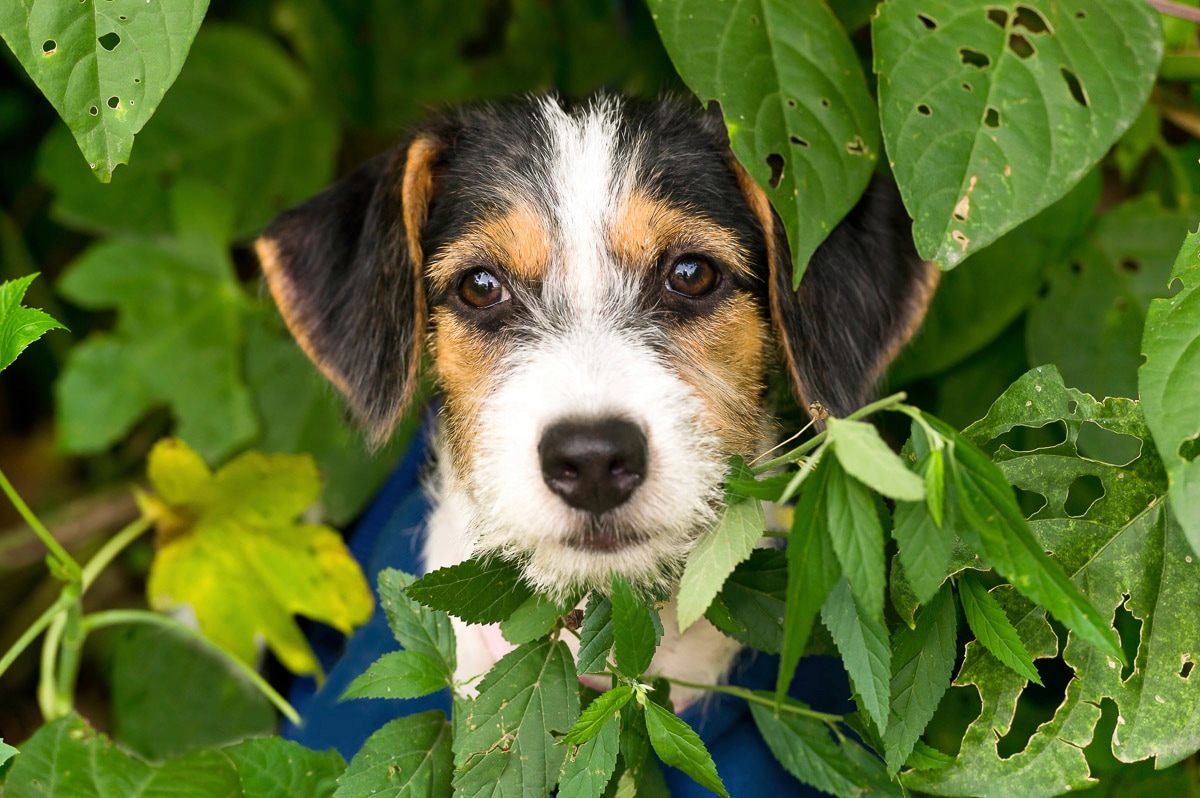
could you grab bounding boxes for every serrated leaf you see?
[56,237,256,463]
[0,0,208,181]
[676,492,764,631]
[828,417,926,501]
[874,0,1161,268]
[334,710,452,798]
[37,25,338,239]
[407,557,533,626]
[643,701,728,797]
[883,582,958,772]
[0,273,65,374]
[342,650,449,701]
[558,712,620,798]
[1141,226,1200,555]
[905,741,955,771]
[821,578,891,735]
[825,457,887,621]
[563,686,634,746]
[892,498,958,608]
[501,592,570,646]
[377,569,455,679]
[453,639,580,796]
[142,438,372,678]
[705,547,787,653]
[957,571,1041,685]
[222,737,344,798]
[611,574,659,678]
[648,0,879,281]
[577,593,614,675]
[726,470,796,502]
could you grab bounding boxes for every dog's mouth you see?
[564,519,647,552]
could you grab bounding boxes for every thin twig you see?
[0,590,76,680]
[661,675,844,724]
[0,488,139,570]
[0,466,81,580]
[751,392,908,474]
[1146,0,1200,23]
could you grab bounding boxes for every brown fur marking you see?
[426,205,552,289]
[430,307,506,475]
[609,192,754,279]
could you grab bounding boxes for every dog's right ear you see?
[255,129,451,445]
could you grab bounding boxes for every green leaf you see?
[142,438,373,678]
[749,699,900,798]
[0,740,15,768]
[407,557,533,625]
[501,592,571,646]
[883,582,958,772]
[334,710,452,798]
[576,593,614,675]
[563,686,634,746]
[376,569,455,680]
[643,701,728,798]
[676,491,764,631]
[223,737,344,798]
[56,237,256,463]
[705,547,787,654]
[821,578,891,735]
[648,0,880,281]
[905,741,955,771]
[37,25,338,240]
[873,0,1162,268]
[0,273,64,374]
[342,650,449,701]
[827,418,926,501]
[1140,225,1200,555]
[558,713,620,798]
[611,574,660,679]
[825,457,887,620]
[778,453,841,699]
[0,0,208,181]
[957,571,1041,685]
[616,700,672,798]
[453,639,580,796]
[892,498,958,607]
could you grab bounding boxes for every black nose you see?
[539,418,648,515]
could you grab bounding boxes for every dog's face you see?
[258,95,936,596]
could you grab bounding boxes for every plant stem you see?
[661,675,843,724]
[38,609,70,720]
[81,517,152,590]
[0,466,80,580]
[82,610,301,725]
[0,589,76,681]
[54,603,85,714]
[751,392,907,474]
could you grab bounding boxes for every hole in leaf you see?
[1067,400,1079,414]
[960,47,991,69]
[89,106,99,116]
[133,77,141,84]
[1013,487,1048,518]
[1120,258,1140,273]
[1062,68,1089,106]
[107,96,120,109]
[789,135,809,147]
[1075,9,1087,19]
[750,14,760,25]
[1113,595,1141,681]
[98,31,121,51]
[997,658,1073,759]
[42,39,56,53]
[962,81,974,92]
[1181,659,1194,679]
[1008,33,1035,59]
[1014,5,1050,34]
[917,103,932,116]
[984,106,1001,128]
[786,98,798,109]
[820,98,831,108]
[766,153,784,189]
[119,14,127,20]
[988,421,1068,456]
[986,7,1008,27]
[924,685,982,759]
[846,136,867,155]
[1180,435,1200,463]
[1070,261,1083,273]
[917,13,938,30]
[1077,423,1142,466]
[1064,474,1104,517]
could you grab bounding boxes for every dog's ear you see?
[731,163,938,420]
[256,128,451,445]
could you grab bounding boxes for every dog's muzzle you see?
[538,417,647,515]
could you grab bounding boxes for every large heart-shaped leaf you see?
[873,0,1161,268]
[648,0,880,283]
[0,0,208,181]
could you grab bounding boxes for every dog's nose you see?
[539,418,647,515]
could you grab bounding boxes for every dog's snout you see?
[539,418,647,515]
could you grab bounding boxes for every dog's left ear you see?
[255,127,452,445]
[730,161,938,420]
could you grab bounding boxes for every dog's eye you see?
[666,256,720,297]
[459,268,511,308]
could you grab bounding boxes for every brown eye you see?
[667,256,719,297]
[459,268,510,308]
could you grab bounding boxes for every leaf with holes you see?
[904,370,1200,795]
[873,0,1161,268]
[648,0,880,283]
[0,0,208,181]
[1141,226,1200,557]
[335,711,452,798]
[0,273,64,374]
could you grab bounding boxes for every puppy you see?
[257,94,936,705]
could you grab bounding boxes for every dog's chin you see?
[564,517,647,553]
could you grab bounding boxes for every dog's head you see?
[257,95,936,596]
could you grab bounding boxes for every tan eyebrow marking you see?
[608,191,753,279]
[427,204,551,288]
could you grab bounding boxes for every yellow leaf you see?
[143,439,373,679]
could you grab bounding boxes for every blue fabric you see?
[284,425,851,795]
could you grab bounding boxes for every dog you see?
[256,94,936,709]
